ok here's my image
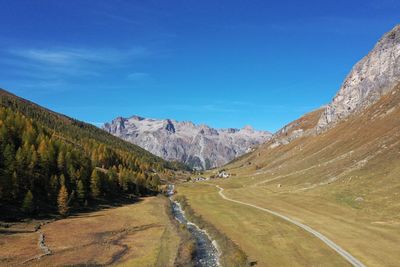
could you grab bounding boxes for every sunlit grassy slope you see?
[178,83,400,266]
[176,183,350,266]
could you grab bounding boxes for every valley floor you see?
[2,178,398,267]
[0,196,179,267]
[177,179,400,267]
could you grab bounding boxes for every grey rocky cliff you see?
[317,24,400,129]
[103,116,271,170]
[260,25,400,149]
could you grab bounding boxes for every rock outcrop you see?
[317,24,400,129]
[103,116,271,170]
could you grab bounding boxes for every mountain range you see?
[103,116,271,170]
[104,25,400,172]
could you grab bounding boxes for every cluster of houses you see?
[191,170,231,182]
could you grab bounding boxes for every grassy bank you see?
[163,197,196,267]
[173,194,249,267]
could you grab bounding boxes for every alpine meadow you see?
[1,1,400,267]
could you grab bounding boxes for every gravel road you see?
[215,185,366,267]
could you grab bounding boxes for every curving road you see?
[214,185,366,267]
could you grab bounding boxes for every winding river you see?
[168,185,220,267]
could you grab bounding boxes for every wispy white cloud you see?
[0,45,154,91]
[15,50,73,64]
[8,46,150,66]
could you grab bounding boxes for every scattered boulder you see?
[38,233,52,255]
[355,197,364,202]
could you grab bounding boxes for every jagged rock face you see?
[103,116,271,170]
[318,24,400,129]
[262,25,400,149]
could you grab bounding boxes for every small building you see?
[192,176,207,182]
[217,171,230,178]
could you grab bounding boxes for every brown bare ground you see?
[0,196,180,267]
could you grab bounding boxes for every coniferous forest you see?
[0,89,187,218]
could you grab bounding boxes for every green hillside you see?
[0,88,186,218]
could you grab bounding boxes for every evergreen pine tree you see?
[90,169,101,198]
[28,147,38,172]
[59,174,66,187]
[11,171,19,199]
[50,175,59,200]
[77,179,86,201]
[38,139,49,171]
[57,151,65,173]
[22,190,34,214]
[2,144,15,200]
[57,185,69,217]
[3,143,15,173]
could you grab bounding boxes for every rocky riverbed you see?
[168,185,220,267]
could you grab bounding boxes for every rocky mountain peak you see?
[129,115,145,121]
[317,24,400,129]
[225,128,239,134]
[103,116,272,170]
[103,117,127,135]
[242,125,254,131]
[164,119,176,133]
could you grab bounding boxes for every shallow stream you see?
[168,185,220,267]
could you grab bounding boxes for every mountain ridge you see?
[264,24,400,149]
[0,89,183,170]
[103,115,272,170]
[317,24,400,130]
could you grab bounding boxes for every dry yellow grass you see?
[176,183,350,267]
[179,85,400,266]
[0,196,179,267]
[0,221,42,266]
[218,184,400,267]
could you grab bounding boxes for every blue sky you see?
[0,1,399,132]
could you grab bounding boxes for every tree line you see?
[0,106,165,217]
